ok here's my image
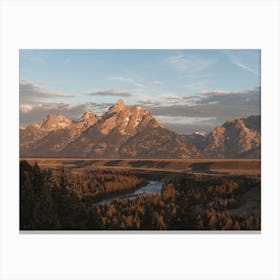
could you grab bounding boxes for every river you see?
[96,180,163,205]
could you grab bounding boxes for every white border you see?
[1,1,279,280]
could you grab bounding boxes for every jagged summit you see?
[108,99,126,113]
[20,101,198,158]
[77,110,98,129]
[40,113,72,131]
[182,115,260,158]
[20,101,260,159]
[98,101,160,136]
[204,115,261,158]
[79,109,95,121]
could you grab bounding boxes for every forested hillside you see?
[20,161,260,230]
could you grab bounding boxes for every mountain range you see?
[182,115,260,158]
[20,100,260,159]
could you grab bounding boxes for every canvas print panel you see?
[20,49,261,230]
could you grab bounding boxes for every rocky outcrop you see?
[20,100,198,158]
[203,115,260,158]
[40,113,72,131]
[20,101,260,159]
[20,110,98,156]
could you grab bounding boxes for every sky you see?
[19,49,261,134]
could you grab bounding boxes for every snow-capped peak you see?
[79,110,95,121]
[194,130,207,136]
[108,99,126,113]
[40,113,72,131]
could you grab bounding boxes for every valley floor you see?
[20,158,260,176]
[19,158,261,230]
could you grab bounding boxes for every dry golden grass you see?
[20,158,261,176]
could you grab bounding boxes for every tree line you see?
[20,160,260,230]
[20,161,197,230]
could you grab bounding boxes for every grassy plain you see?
[20,158,260,177]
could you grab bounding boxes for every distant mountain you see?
[182,131,208,150]
[20,101,260,159]
[203,115,260,158]
[40,113,72,131]
[20,122,49,151]
[20,110,99,154]
[20,100,198,158]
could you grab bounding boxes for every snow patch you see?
[58,121,69,128]
[134,111,143,127]
[194,130,207,136]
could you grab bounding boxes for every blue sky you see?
[19,49,261,133]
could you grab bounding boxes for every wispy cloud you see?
[166,54,215,73]
[20,101,120,125]
[22,53,47,65]
[166,53,216,91]
[165,95,180,100]
[140,87,260,133]
[199,89,231,95]
[85,102,114,114]
[153,80,163,86]
[184,81,206,90]
[109,76,145,88]
[137,87,260,111]
[19,86,260,134]
[88,90,134,97]
[20,104,33,114]
[136,99,162,107]
[20,102,89,124]
[226,51,260,76]
[181,95,207,107]
[20,80,75,104]
[231,59,259,75]
[154,115,216,125]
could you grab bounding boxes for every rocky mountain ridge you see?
[20,100,198,158]
[204,115,261,158]
[182,115,261,158]
[20,100,260,158]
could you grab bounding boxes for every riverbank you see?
[96,180,163,205]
